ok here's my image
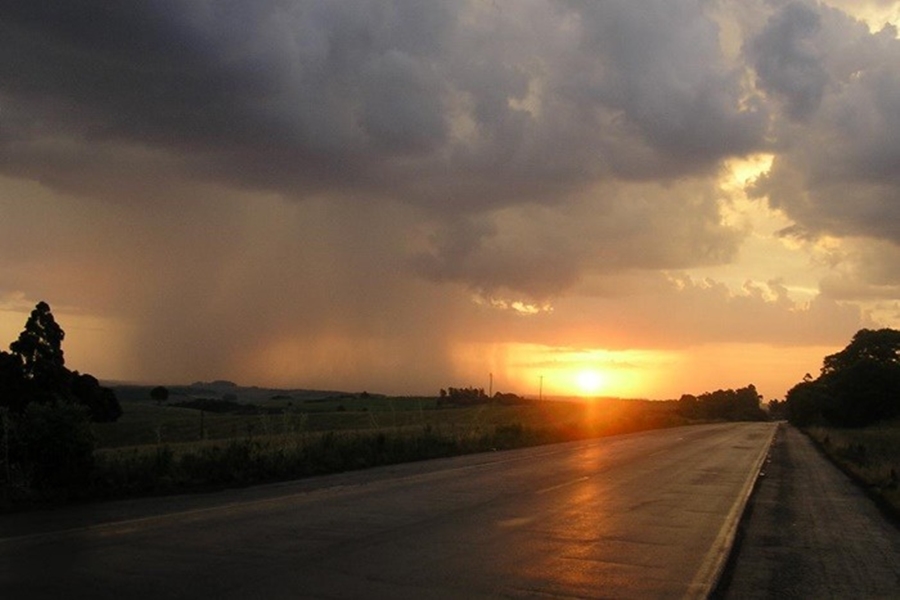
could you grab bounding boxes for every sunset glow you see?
[575,370,606,396]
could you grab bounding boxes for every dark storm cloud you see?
[5,0,900,308]
[0,1,767,203]
[0,0,779,303]
[746,2,830,119]
[0,1,457,197]
[746,1,900,258]
[565,0,767,170]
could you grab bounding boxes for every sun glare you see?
[575,370,605,396]
[451,343,678,400]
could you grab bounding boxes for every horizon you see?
[3,2,900,402]
[100,377,673,404]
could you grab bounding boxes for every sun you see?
[575,369,606,396]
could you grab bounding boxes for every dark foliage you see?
[1,302,121,503]
[785,328,900,428]
[0,303,122,421]
[766,398,786,420]
[676,384,767,421]
[438,386,489,406]
[785,379,828,427]
[71,373,123,423]
[494,392,530,405]
[9,301,66,386]
[150,385,169,404]
[8,403,95,491]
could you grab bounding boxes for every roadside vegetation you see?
[783,328,900,519]
[804,422,900,518]
[2,301,772,512]
[83,392,689,504]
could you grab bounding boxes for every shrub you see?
[4,402,94,494]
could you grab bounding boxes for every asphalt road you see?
[718,424,900,599]
[1,422,775,599]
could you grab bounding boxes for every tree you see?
[0,302,122,497]
[784,379,828,427]
[785,328,900,427]
[13,401,94,491]
[72,373,123,422]
[0,351,28,413]
[0,302,123,497]
[10,301,66,388]
[675,385,766,421]
[821,329,900,375]
[1,302,121,422]
[150,385,169,405]
[766,399,786,420]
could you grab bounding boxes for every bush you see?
[3,402,94,495]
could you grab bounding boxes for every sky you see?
[2,0,900,400]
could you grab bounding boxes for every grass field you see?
[91,392,685,449]
[80,392,689,502]
[805,421,900,518]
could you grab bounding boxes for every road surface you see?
[1,422,775,599]
[718,424,900,598]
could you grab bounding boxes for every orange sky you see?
[2,1,899,400]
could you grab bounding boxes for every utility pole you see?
[489,372,493,398]
[539,375,543,401]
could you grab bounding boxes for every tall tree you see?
[821,329,900,375]
[2,301,121,421]
[786,328,900,427]
[9,301,66,385]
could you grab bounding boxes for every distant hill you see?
[112,381,369,404]
[190,380,238,389]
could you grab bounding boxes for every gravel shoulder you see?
[717,423,900,598]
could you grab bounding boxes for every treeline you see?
[785,328,900,428]
[0,302,122,502]
[676,384,767,421]
[438,387,528,406]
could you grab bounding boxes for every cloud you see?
[817,238,900,300]
[747,2,900,251]
[0,0,774,302]
[538,274,865,350]
[746,2,830,119]
[1,1,898,396]
[413,177,745,299]
[0,1,767,208]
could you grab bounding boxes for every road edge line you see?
[684,422,778,600]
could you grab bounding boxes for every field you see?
[805,421,900,518]
[83,384,689,501]
[94,389,681,449]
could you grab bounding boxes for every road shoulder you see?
[716,424,900,598]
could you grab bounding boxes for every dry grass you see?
[83,397,688,501]
[805,421,900,516]
[91,397,684,449]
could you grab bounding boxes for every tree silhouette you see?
[1,302,125,495]
[822,329,900,375]
[10,301,66,389]
[1,301,121,421]
[786,328,900,427]
[0,350,28,413]
[150,385,169,405]
[675,385,766,421]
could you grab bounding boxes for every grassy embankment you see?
[804,421,900,519]
[85,391,687,502]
